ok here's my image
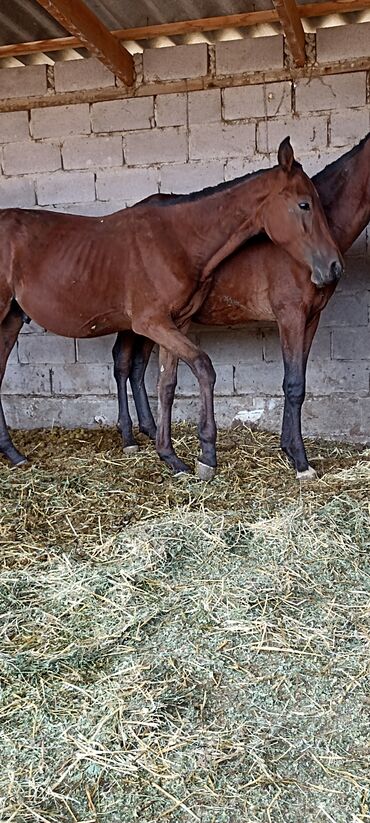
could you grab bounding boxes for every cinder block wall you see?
[0,25,369,440]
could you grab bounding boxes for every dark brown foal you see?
[0,138,341,476]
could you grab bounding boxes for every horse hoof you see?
[296,465,317,481]
[10,457,28,469]
[195,461,216,482]
[123,445,139,455]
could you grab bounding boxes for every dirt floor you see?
[0,424,369,823]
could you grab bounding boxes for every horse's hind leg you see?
[129,335,156,440]
[112,331,139,452]
[133,318,217,479]
[0,305,27,466]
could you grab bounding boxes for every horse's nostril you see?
[330,260,343,280]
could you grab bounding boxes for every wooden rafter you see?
[33,0,134,85]
[1,0,370,61]
[272,0,306,66]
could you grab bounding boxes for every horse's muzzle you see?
[311,255,344,288]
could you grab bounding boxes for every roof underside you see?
[0,0,369,78]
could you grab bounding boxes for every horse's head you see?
[261,137,343,288]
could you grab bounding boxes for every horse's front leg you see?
[278,313,320,480]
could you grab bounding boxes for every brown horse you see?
[110,133,370,479]
[0,138,342,476]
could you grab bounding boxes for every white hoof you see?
[195,461,216,482]
[123,444,139,455]
[296,465,317,481]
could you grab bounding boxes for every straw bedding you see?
[0,424,369,823]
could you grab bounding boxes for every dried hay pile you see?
[0,424,369,823]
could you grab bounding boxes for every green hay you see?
[0,425,369,823]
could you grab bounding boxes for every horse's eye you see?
[299,202,310,211]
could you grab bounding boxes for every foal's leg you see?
[0,306,27,466]
[133,320,217,480]
[279,313,320,480]
[129,335,156,440]
[113,332,156,451]
[112,331,139,452]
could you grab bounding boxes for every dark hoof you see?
[195,461,216,482]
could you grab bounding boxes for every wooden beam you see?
[1,0,370,61]
[33,0,134,85]
[272,0,306,66]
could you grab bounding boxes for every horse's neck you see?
[315,142,370,254]
[169,172,275,278]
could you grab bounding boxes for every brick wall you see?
[0,25,370,441]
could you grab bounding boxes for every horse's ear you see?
[278,137,294,173]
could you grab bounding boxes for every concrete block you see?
[0,65,47,100]
[96,167,159,203]
[3,364,51,395]
[54,58,115,92]
[0,177,36,208]
[188,90,221,125]
[317,22,370,62]
[155,93,187,127]
[54,201,127,217]
[18,334,76,365]
[330,110,370,148]
[223,81,291,121]
[3,141,61,175]
[320,294,368,327]
[125,127,187,165]
[62,135,123,169]
[176,361,234,396]
[257,113,328,154]
[306,360,369,394]
[0,111,29,143]
[263,326,331,362]
[189,122,255,160]
[332,328,370,360]
[3,395,118,429]
[295,73,367,113]
[76,335,116,364]
[224,154,271,180]
[302,395,370,442]
[235,362,283,395]
[50,364,113,395]
[300,148,344,178]
[160,161,224,194]
[36,171,95,205]
[198,329,263,363]
[143,44,208,81]
[31,104,91,139]
[92,97,154,133]
[337,258,369,293]
[216,36,283,75]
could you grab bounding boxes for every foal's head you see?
[262,138,343,288]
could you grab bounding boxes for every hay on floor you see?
[0,425,369,823]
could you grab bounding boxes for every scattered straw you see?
[0,424,369,822]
